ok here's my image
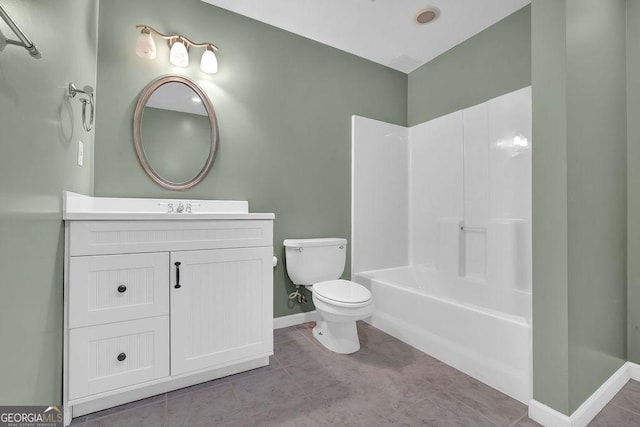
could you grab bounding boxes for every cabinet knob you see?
[117,352,126,362]
[117,284,127,293]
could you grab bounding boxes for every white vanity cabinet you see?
[62,193,274,426]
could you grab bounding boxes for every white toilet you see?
[283,238,374,354]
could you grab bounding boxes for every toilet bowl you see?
[311,279,374,353]
[283,238,374,354]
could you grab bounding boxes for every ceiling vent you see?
[415,7,440,25]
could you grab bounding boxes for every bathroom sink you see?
[62,191,274,220]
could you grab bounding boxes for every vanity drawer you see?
[69,253,169,328]
[68,316,169,401]
[68,220,273,256]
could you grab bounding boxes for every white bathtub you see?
[354,265,531,403]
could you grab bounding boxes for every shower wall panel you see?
[351,87,531,291]
[409,112,464,267]
[351,116,409,274]
[462,102,490,280]
[488,87,532,222]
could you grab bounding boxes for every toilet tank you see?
[283,238,347,286]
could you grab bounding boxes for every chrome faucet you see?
[186,202,199,214]
[157,202,174,213]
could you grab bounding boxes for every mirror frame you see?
[133,75,219,191]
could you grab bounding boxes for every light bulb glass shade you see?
[135,31,156,59]
[200,47,218,74]
[169,40,189,67]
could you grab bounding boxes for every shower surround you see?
[351,87,532,403]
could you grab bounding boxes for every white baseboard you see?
[629,361,640,381]
[529,400,572,427]
[273,311,317,329]
[529,361,632,427]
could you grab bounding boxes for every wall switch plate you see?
[77,141,84,166]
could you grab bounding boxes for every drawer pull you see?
[174,262,181,289]
[117,352,127,362]
[117,284,127,293]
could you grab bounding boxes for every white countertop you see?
[62,191,275,221]
[63,212,275,220]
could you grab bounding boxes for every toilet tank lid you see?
[283,238,347,248]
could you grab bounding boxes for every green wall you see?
[532,0,627,415]
[0,1,97,404]
[629,1,640,363]
[531,0,571,412]
[407,5,531,126]
[94,0,407,319]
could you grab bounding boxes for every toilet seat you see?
[313,279,372,308]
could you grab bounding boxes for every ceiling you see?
[200,0,530,73]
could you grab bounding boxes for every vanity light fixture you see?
[169,38,189,67]
[135,25,219,74]
[200,45,218,74]
[135,27,156,59]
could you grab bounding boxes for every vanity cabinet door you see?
[170,247,273,376]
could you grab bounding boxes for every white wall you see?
[351,116,409,274]
[488,87,532,223]
[410,111,464,269]
[462,102,490,279]
[352,88,531,297]
[408,88,531,288]
[486,87,532,294]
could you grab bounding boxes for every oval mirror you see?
[133,75,219,190]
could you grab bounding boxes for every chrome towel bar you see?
[0,5,41,58]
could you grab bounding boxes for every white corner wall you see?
[409,87,532,291]
[351,116,409,275]
[352,87,531,298]
[488,87,532,222]
[487,87,533,294]
[410,111,464,268]
[461,102,490,280]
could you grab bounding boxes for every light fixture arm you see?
[135,25,218,51]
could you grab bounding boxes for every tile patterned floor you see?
[69,321,640,427]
